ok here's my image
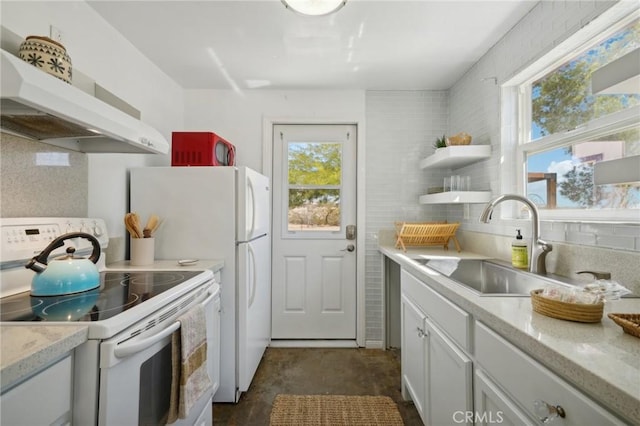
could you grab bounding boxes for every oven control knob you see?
[93,223,104,237]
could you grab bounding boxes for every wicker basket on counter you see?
[394,221,461,252]
[608,313,640,338]
[530,289,603,323]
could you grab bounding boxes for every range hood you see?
[1,49,169,154]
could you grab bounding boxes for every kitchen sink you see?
[412,258,574,296]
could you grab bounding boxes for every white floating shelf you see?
[420,145,491,169]
[419,191,492,204]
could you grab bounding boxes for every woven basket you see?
[530,289,603,323]
[608,313,640,338]
[19,35,72,83]
[395,221,461,252]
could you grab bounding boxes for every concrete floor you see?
[213,347,422,425]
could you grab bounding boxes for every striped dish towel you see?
[167,304,212,424]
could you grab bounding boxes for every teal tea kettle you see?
[26,232,101,296]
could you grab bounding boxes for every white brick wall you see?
[365,91,448,341]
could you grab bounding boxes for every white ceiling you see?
[87,0,538,91]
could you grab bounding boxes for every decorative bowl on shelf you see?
[446,132,472,146]
[18,35,72,84]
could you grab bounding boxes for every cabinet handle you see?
[416,327,427,339]
[533,399,566,423]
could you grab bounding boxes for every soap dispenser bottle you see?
[512,229,529,269]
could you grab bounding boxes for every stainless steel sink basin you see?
[413,258,573,296]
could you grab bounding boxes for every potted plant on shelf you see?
[433,134,447,150]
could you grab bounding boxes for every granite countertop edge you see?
[0,325,88,390]
[379,244,640,425]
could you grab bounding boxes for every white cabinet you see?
[418,145,492,204]
[474,369,535,426]
[401,269,473,425]
[426,317,473,426]
[475,321,625,425]
[1,354,73,426]
[401,294,427,419]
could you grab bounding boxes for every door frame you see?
[262,116,366,348]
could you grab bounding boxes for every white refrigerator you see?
[130,166,271,403]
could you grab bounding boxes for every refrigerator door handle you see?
[247,177,256,239]
[248,243,257,308]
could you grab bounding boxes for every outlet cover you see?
[50,25,63,44]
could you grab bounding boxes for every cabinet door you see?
[401,294,427,421]
[474,369,535,426]
[426,318,473,426]
[1,355,73,426]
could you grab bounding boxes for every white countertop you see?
[0,325,88,389]
[0,259,225,391]
[379,244,640,425]
[106,259,225,273]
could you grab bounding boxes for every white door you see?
[271,124,357,339]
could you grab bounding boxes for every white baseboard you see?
[269,340,359,348]
[364,340,384,349]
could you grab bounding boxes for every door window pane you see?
[287,142,342,232]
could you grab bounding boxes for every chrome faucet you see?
[479,194,552,275]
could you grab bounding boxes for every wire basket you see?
[607,313,640,338]
[530,289,603,323]
[394,222,461,252]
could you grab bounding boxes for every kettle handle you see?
[27,232,101,268]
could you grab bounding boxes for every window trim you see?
[503,5,640,223]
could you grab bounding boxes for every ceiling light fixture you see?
[282,0,347,16]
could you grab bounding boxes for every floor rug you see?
[269,394,404,425]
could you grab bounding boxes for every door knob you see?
[341,244,355,252]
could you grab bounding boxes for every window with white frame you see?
[515,13,640,221]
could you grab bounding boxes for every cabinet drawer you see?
[1,355,72,425]
[401,269,470,351]
[475,322,624,425]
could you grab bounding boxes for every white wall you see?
[1,1,184,260]
[183,89,365,173]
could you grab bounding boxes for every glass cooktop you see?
[0,270,202,322]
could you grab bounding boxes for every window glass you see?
[526,127,640,209]
[530,20,640,141]
[287,142,342,232]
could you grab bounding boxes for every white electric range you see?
[0,217,219,426]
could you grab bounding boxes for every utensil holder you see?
[131,238,155,266]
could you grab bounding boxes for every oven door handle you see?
[113,287,217,359]
[114,320,180,359]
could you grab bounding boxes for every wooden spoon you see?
[143,214,159,238]
[125,212,143,238]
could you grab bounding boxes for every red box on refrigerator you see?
[171,131,236,166]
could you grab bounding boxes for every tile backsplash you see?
[0,132,88,217]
